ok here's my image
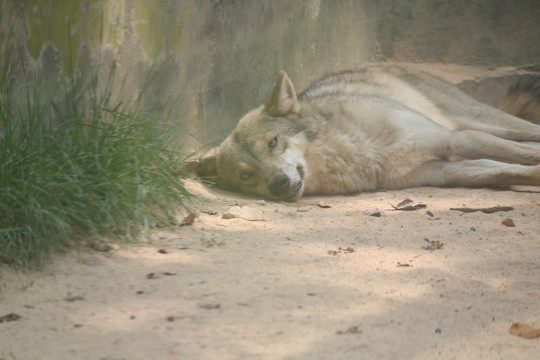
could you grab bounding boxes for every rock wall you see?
[1,0,539,147]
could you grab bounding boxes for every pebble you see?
[65,292,85,302]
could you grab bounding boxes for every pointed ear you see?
[189,148,218,179]
[264,71,300,117]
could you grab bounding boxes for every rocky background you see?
[1,0,540,148]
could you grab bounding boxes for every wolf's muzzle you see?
[268,174,291,197]
[268,174,303,201]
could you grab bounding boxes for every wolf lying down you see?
[195,64,540,201]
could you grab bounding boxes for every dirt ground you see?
[1,178,539,360]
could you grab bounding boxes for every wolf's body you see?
[196,64,540,201]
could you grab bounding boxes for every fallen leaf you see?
[199,303,221,310]
[501,218,515,227]
[327,247,355,255]
[146,271,176,279]
[157,248,168,254]
[336,326,363,335]
[422,238,444,251]
[509,322,540,339]
[450,206,514,214]
[397,262,412,267]
[222,213,237,219]
[180,213,196,226]
[339,246,355,254]
[390,199,427,211]
[0,313,22,323]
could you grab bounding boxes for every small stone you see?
[363,209,385,217]
[198,303,220,310]
[65,292,85,302]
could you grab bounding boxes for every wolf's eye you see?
[240,172,253,181]
[268,137,278,151]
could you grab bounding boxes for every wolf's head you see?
[195,71,308,201]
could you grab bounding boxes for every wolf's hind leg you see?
[453,110,540,142]
[448,130,540,164]
[416,160,540,188]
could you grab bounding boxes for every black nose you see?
[268,174,290,197]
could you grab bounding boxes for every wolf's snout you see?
[268,174,290,197]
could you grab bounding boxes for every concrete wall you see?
[2,0,540,147]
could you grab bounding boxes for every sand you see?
[1,179,539,360]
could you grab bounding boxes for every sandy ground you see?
[1,178,539,360]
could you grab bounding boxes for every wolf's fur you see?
[502,75,540,124]
[195,64,540,201]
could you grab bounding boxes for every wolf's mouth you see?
[284,181,304,202]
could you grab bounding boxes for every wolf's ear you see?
[189,148,219,179]
[264,71,300,117]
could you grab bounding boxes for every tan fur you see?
[195,64,540,201]
[502,76,540,124]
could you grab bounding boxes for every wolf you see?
[194,63,540,201]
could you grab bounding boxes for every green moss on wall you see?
[133,0,184,58]
[24,0,83,75]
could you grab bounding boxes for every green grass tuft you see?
[0,67,192,269]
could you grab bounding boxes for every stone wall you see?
[1,0,539,147]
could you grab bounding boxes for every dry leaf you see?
[199,303,221,310]
[450,206,513,214]
[509,322,540,339]
[390,199,427,211]
[180,213,196,226]
[339,246,355,254]
[422,238,444,250]
[336,326,363,335]
[222,213,237,219]
[0,313,22,323]
[397,262,412,267]
[501,218,515,227]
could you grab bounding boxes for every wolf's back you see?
[502,76,540,124]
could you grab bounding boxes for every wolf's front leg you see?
[416,160,540,188]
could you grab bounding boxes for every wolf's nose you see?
[268,174,291,197]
